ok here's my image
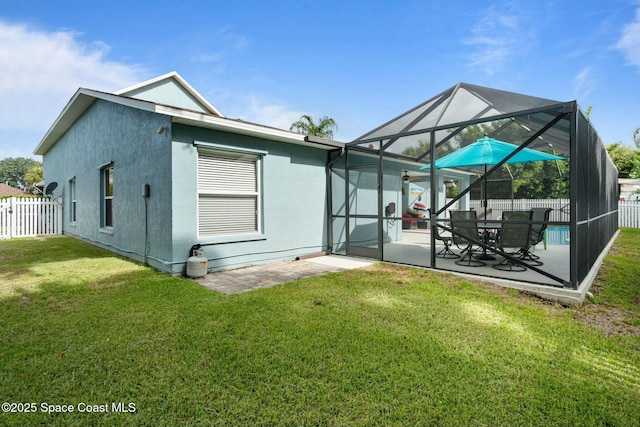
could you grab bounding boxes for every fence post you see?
[10,197,16,237]
[56,197,62,234]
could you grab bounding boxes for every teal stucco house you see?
[34,72,343,275]
[35,73,617,303]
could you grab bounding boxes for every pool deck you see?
[193,228,616,305]
[377,229,614,305]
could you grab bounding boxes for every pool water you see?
[544,226,570,245]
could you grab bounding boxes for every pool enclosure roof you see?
[332,81,617,300]
[350,82,575,157]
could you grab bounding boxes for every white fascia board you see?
[162,106,343,150]
[33,89,157,156]
[115,71,175,95]
[34,87,343,156]
[169,72,223,117]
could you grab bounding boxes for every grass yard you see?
[0,232,639,426]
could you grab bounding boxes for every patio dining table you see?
[475,222,502,260]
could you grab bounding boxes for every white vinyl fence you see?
[469,199,570,222]
[619,201,640,228]
[0,197,62,239]
[469,199,640,228]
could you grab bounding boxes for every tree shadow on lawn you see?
[0,236,174,301]
[1,266,204,316]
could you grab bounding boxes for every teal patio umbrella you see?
[419,136,564,217]
[419,136,564,170]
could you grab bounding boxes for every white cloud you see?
[464,6,529,75]
[616,8,640,68]
[212,25,249,50]
[0,20,145,132]
[228,96,305,132]
[573,67,595,98]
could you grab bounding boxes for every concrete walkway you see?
[194,255,374,294]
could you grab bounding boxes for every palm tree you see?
[289,115,338,139]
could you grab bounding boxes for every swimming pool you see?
[544,226,570,245]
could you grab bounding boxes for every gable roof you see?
[116,71,223,117]
[34,75,342,156]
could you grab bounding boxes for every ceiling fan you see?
[402,171,421,183]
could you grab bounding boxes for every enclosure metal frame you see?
[331,88,618,290]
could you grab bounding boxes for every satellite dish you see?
[45,182,58,196]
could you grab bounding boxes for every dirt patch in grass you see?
[572,304,640,337]
[370,263,640,337]
[482,279,640,337]
[573,279,640,337]
[474,279,640,337]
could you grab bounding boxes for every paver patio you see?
[194,255,374,294]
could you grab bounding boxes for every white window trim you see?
[193,140,268,156]
[196,147,265,242]
[69,177,77,224]
[101,164,114,231]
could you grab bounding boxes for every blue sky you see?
[1,0,639,160]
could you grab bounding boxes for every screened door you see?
[346,163,381,259]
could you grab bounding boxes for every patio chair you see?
[472,207,493,220]
[518,207,552,266]
[450,210,485,267]
[428,210,459,259]
[493,210,533,272]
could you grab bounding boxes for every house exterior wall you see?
[43,100,332,275]
[170,124,330,274]
[43,100,174,269]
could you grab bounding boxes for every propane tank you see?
[186,244,208,278]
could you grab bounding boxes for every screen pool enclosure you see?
[328,83,618,293]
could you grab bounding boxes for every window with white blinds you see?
[197,150,261,236]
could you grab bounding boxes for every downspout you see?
[142,183,150,266]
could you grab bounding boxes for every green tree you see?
[400,137,458,160]
[510,161,569,198]
[290,115,338,139]
[401,140,430,158]
[606,142,640,178]
[584,105,593,118]
[634,127,640,150]
[0,157,41,189]
[24,163,43,193]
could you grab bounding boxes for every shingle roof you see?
[0,183,30,196]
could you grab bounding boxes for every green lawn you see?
[1,232,639,426]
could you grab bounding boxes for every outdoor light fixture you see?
[403,172,411,184]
